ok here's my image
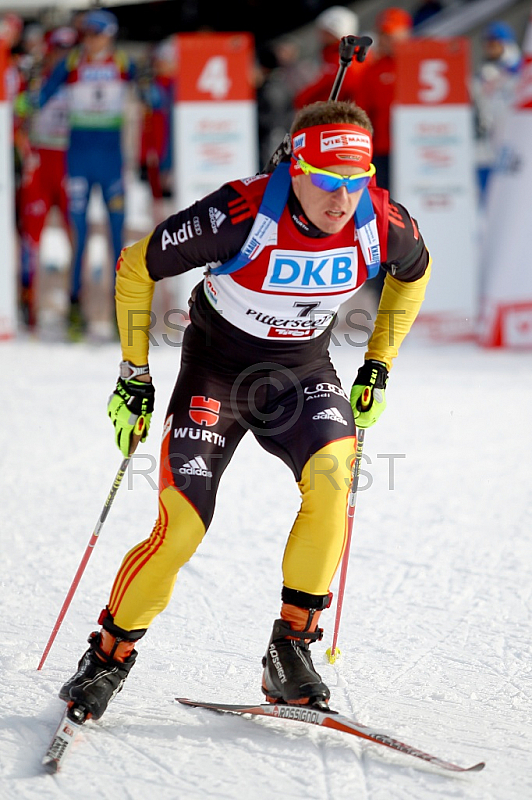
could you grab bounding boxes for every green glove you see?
[108,378,155,456]
[13,91,33,118]
[350,360,388,428]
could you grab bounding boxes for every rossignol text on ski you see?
[176,698,485,774]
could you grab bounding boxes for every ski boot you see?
[59,629,138,720]
[262,601,330,708]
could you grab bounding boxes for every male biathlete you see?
[59,100,431,718]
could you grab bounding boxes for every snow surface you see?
[2,332,532,799]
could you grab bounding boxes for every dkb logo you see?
[263,248,358,294]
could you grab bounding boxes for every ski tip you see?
[176,698,211,710]
[467,762,486,772]
[42,756,59,774]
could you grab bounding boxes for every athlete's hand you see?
[108,378,155,456]
[350,360,388,428]
[13,91,33,118]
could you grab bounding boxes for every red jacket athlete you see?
[59,101,431,718]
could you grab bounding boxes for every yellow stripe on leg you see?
[282,437,355,597]
[110,487,206,631]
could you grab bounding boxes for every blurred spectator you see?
[1,13,25,205]
[355,7,413,193]
[294,5,369,109]
[37,9,136,338]
[16,26,77,329]
[472,21,522,202]
[138,38,176,202]
[69,11,86,46]
[255,41,298,170]
[412,1,444,28]
[272,37,309,98]
[15,24,47,212]
[21,23,46,65]
[0,12,23,54]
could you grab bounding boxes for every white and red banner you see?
[172,33,257,306]
[174,32,257,209]
[0,42,16,339]
[477,12,532,348]
[392,39,478,341]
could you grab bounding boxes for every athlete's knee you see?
[67,175,89,215]
[107,193,125,216]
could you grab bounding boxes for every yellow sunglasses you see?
[295,158,376,193]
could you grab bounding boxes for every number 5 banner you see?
[174,32,257,209]
[477,9,532,348]
[392,39,479,341]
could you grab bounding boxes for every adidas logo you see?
[312,407,348,425]
[209,207,227,234]
[178,456,213,477]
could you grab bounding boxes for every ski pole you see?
[37,443,136,670]
[326,423,366,665]
[329,34,373,103]
[264,34,373,172]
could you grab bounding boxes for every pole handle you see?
[355,386,373,416]
[330,35,373,101]
[340,35,373,66]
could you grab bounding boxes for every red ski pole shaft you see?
[328,426,365,663]
[37,455,131,670]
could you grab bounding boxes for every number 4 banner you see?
[174,33,257,209]
[392,39,479,341]
[170,32,257,306]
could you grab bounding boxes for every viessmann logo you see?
[321,130,371,153]
[262,248,358,294]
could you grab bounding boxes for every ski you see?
[177,698,485,774]
[42,705,88,773]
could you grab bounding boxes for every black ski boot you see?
[262,613,330,707]
[59,630,138,720]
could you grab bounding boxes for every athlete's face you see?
[83,30,112,57]
[292,165,367,235]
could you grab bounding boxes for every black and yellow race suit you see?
[107,173,431,631]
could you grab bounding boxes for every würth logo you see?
[189,396,221,427]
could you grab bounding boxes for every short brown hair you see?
[291,100,373,137]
